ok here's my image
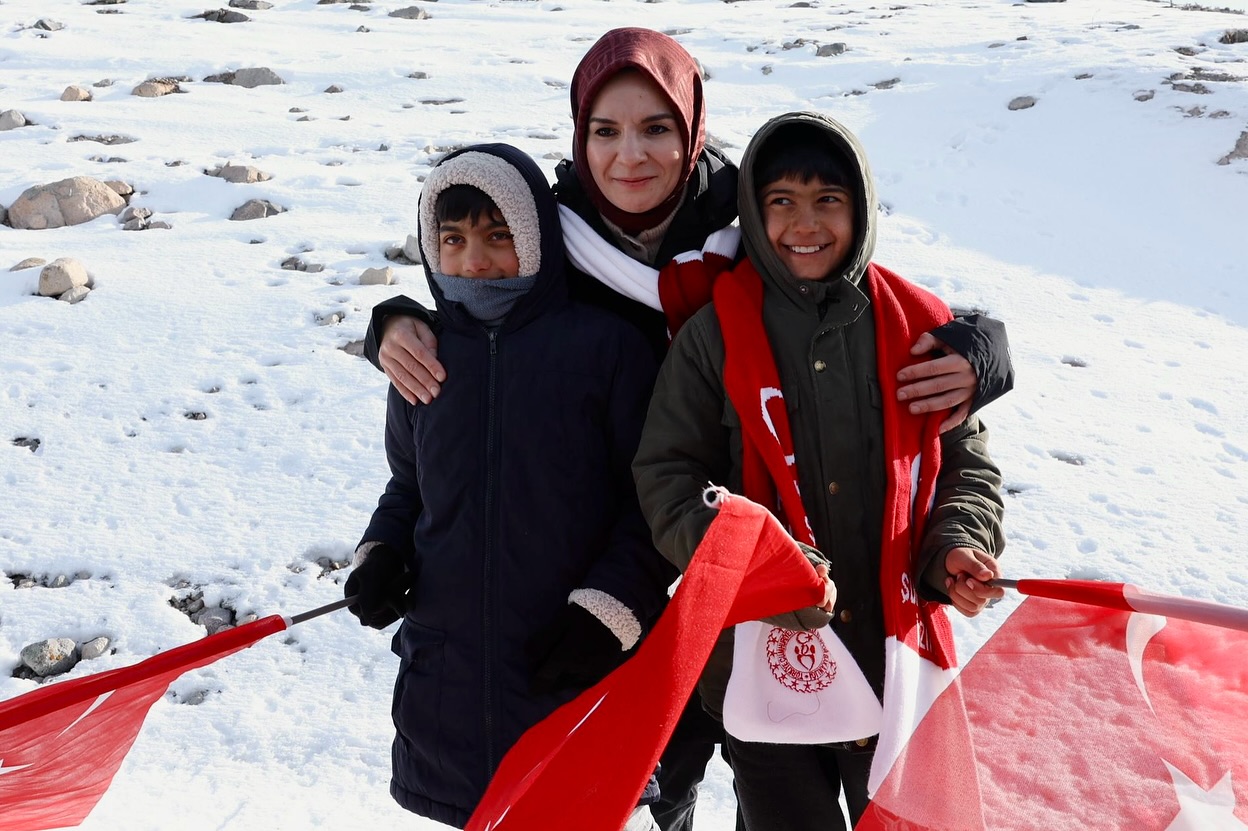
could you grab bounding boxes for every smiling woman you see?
[584,71,686,218]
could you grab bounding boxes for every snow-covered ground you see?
[1,0,1246,828]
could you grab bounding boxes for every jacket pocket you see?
[390,620,447,775]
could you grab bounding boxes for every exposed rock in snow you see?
[389,6,430,19]
[10,177,126,229]
[79,636,112,661]
[207,67,285,87]
[359,266,394,285]
[281,256,324,272]
[194,8,250,23]
[132,78,183,97]
[207,163,273,183]
[194,606,235,634]
[20,638,79,677]
[0,110,28,131]
[1218,131,1248,165]
[59,285,92,304]
[69,133,136,145]
[230,199,286,220]
[38,258,90,297]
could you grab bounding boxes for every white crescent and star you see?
[1123,614,1246,828]
[1126,611,1167,715]
[1163,763,1247,830]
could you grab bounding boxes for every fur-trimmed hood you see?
[416,143,567,331]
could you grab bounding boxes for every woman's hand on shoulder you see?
[896,331,976,433]
[380,316,446,405]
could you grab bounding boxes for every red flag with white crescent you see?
[856,588,1248,830]
[0,616,287,831]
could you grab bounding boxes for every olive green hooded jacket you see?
[632,111,1005,720]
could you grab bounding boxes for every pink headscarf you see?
[570,28,707,235]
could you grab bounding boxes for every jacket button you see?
[839,609,853,623]
[827,481,840,495]
[814,360,827,372]
[855,738,869,747]
[798,284,809,294]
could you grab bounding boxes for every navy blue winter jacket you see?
[359,144,674,828]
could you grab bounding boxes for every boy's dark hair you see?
[435,184,504,226]
[752,124,855,194]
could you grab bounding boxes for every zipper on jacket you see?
[483,328,499,775]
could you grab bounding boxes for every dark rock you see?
[193,8,250,22]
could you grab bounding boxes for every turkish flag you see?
[467,490,827,831]
[857,591,1248,830]
[0,616,287,831]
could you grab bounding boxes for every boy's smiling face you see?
[759,175,855,282]
[438,211,520,280]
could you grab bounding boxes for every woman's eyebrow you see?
[587,112,676,124]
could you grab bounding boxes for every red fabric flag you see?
[0,615,287,831]
[467,490,826,831]
[857,591,1248,830]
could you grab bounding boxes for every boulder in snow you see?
[20,638,79,677]
[9,177,126,230]
[1218,131,1248,166]
[38,258,90,297]
[10,257,47,272]
[389,6,430,19]
[61,85,93,102]
[194,8,250,23]
[207,163,272,183]
[230,199,285,220]
[230,67,284,88]
[0,110,28,131]
[59,285,92,304]
[360,266,394,285]
[79,637,112,661]
[132,78,182,97]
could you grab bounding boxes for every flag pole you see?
[990,578,1248,633]
[286,596,356,626]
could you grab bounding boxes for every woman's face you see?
[584,72,685,216]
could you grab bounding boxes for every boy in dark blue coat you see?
[346,144,674,830]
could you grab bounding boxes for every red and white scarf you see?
[714,259,961,794]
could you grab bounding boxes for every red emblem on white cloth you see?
[766,627,837,694]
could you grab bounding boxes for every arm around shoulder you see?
[931,313,1014,414]
[363,294,440,372]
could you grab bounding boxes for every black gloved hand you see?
[344,545,414,629]
[528,602,628,695]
